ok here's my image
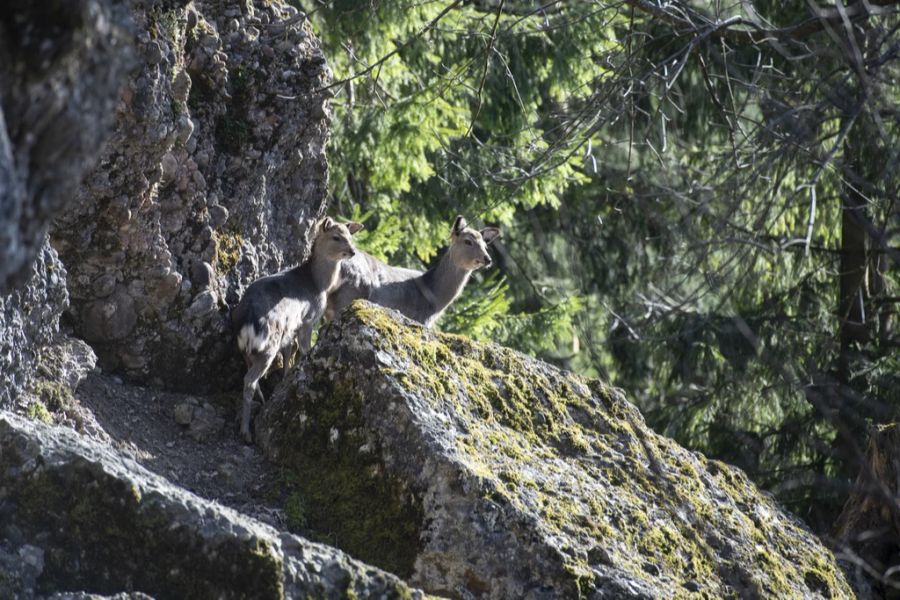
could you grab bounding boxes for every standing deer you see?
[326,215,500,327]
[232,217,363,442]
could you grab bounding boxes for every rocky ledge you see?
[0,411,418,599]
[258,301,854,599]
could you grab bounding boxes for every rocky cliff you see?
[0,0,132,409]
[0,3,418,597]
[0,0,134,291]
[1,0,330,406]
[52,0,331,392]
[258,302,855,599]
[0,300,858,599]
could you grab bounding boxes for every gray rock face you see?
[52,0,332,392]
[0,542,44,598]
[258,302,854,599]
[0,411,420,599]
[0,0,135,292]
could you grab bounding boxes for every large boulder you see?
[0,411,420,599]
[258,302,854,599]
[52,0,331,391]
[0,243,96,413]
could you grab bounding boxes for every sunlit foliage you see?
[300,0,900,529]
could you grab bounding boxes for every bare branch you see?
[466,0,505,137]
[623,0,900,45]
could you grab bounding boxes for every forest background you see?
[296,0,899,534]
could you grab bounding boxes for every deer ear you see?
[480,227,501,244]
[452,215,467,235]
[346,222,364,235]
[321,217,335,231]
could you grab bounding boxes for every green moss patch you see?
[270,377,424,578]
[31,380,73,413]
[25,379,75,425]
[25,401,52,424]
[213,228,243,273]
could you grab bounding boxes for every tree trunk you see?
[838,140,870,382]
[835,424,900,597]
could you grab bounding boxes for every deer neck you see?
[308,252,341,294]
[422,253,470,312]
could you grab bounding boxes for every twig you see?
[623,0,900,45]
[466,0,505,137]
[315,0,464,95]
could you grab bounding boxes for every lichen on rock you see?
[259,301,854,599]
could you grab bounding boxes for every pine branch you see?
[300,0,465,97]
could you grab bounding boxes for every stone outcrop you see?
[52,0,331,391]
[0,411,420,599]
[258,302,854,599]
[0,3,864,598]
[0,0,133,408]
[0,246,70,409]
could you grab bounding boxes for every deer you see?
[326,215,500,327]
[231,217,363,443]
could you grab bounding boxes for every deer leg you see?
[242,353,264,402]
[281,342,296,380]
[299,324,314,354]
[323,289,339,323]
[241,352,275,444]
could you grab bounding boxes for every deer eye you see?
[464,239,473,246]
[333,235,342,241]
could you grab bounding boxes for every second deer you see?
[326,215,500,327]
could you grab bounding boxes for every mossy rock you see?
[0,412,421,599]
[259,301,854,599]
[30,379,74,416]
[213,228,244,273]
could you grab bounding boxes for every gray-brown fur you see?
[232,217,362,442]
[324,252,422,321]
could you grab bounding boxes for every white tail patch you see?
[237,323,267,355]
